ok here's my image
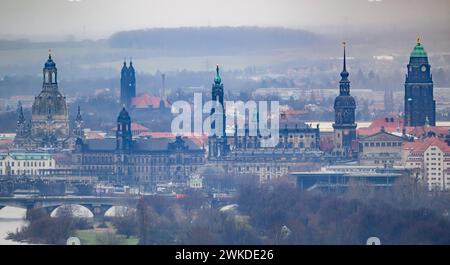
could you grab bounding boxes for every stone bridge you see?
[0,196,140,220]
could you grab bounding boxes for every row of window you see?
[82,156,204,164]
[236,166,285,172]
[374,160,395,164]
[0,160,52,167]
[0,169,44,175]
[363,142,402,147]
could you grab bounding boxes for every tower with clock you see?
[333,42,357,158]
[404,38,436,127]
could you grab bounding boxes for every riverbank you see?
[1,206,138,245]
[75,224,139,245]
[0,207,29,245]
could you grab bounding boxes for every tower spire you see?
[339,42,350,95]
[340,41,349,79]
[343,42,347,72]
[48,49,52,60]
[18,105,25,123]
[76,105,83,122]
[214,64,222,85]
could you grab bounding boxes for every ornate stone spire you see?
[76,105,83,123]
[18,105,25,124]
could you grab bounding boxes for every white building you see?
[188,173,203,189]
[403,137,450,190]
[0,152,55,176]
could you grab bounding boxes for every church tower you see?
[14,105,31,147]
[120,59,136,109]
[404,38,435,126]
[128,59,136,102]
[120,60,129,107]
[208,65,228,158]
[116,107,133,151]
[29,50,70,149]
[333,42,357,157]
[73,106,84,140]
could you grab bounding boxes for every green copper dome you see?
[411,41,428,58]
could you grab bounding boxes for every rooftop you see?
[403,137,450,153]
[411,41,428,58]
[0,152,53,160]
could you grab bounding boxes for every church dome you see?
[44,53,56,69]
[334,95,356,108]
[32,90,68,117]
[411,41,428,58]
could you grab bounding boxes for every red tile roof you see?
[358,117,450,138]
[85,132,105,140]
[358,117,405,136]
[403,137,450,153]
[407,126,450,138]
[131,93,170,109]
[111,122,149,132]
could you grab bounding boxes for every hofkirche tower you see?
[14,51,72,149]
[404,38,436,127]
[208,65,229,158]
[333,42,357,157]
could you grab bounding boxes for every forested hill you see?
[108,27,323,54]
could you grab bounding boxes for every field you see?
[75,223,139,245]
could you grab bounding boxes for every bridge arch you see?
[49,204,94,218]
[104,205,137,218]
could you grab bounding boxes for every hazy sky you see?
[1,0,449,40]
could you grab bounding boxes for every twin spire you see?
[122,58,134,71]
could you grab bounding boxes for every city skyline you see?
[1,0,450,249]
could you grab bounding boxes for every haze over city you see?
[1,0,450,252]
[1,0,450,40]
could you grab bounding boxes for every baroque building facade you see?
[0,152,55,176]
[73,107,205,191]
[14,52,74,150]
[358,127,406,167]
[205,65,324,182]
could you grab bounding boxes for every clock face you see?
[421,65,427,72]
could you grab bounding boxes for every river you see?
[0,207,29,245]
[0,205,129,245]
